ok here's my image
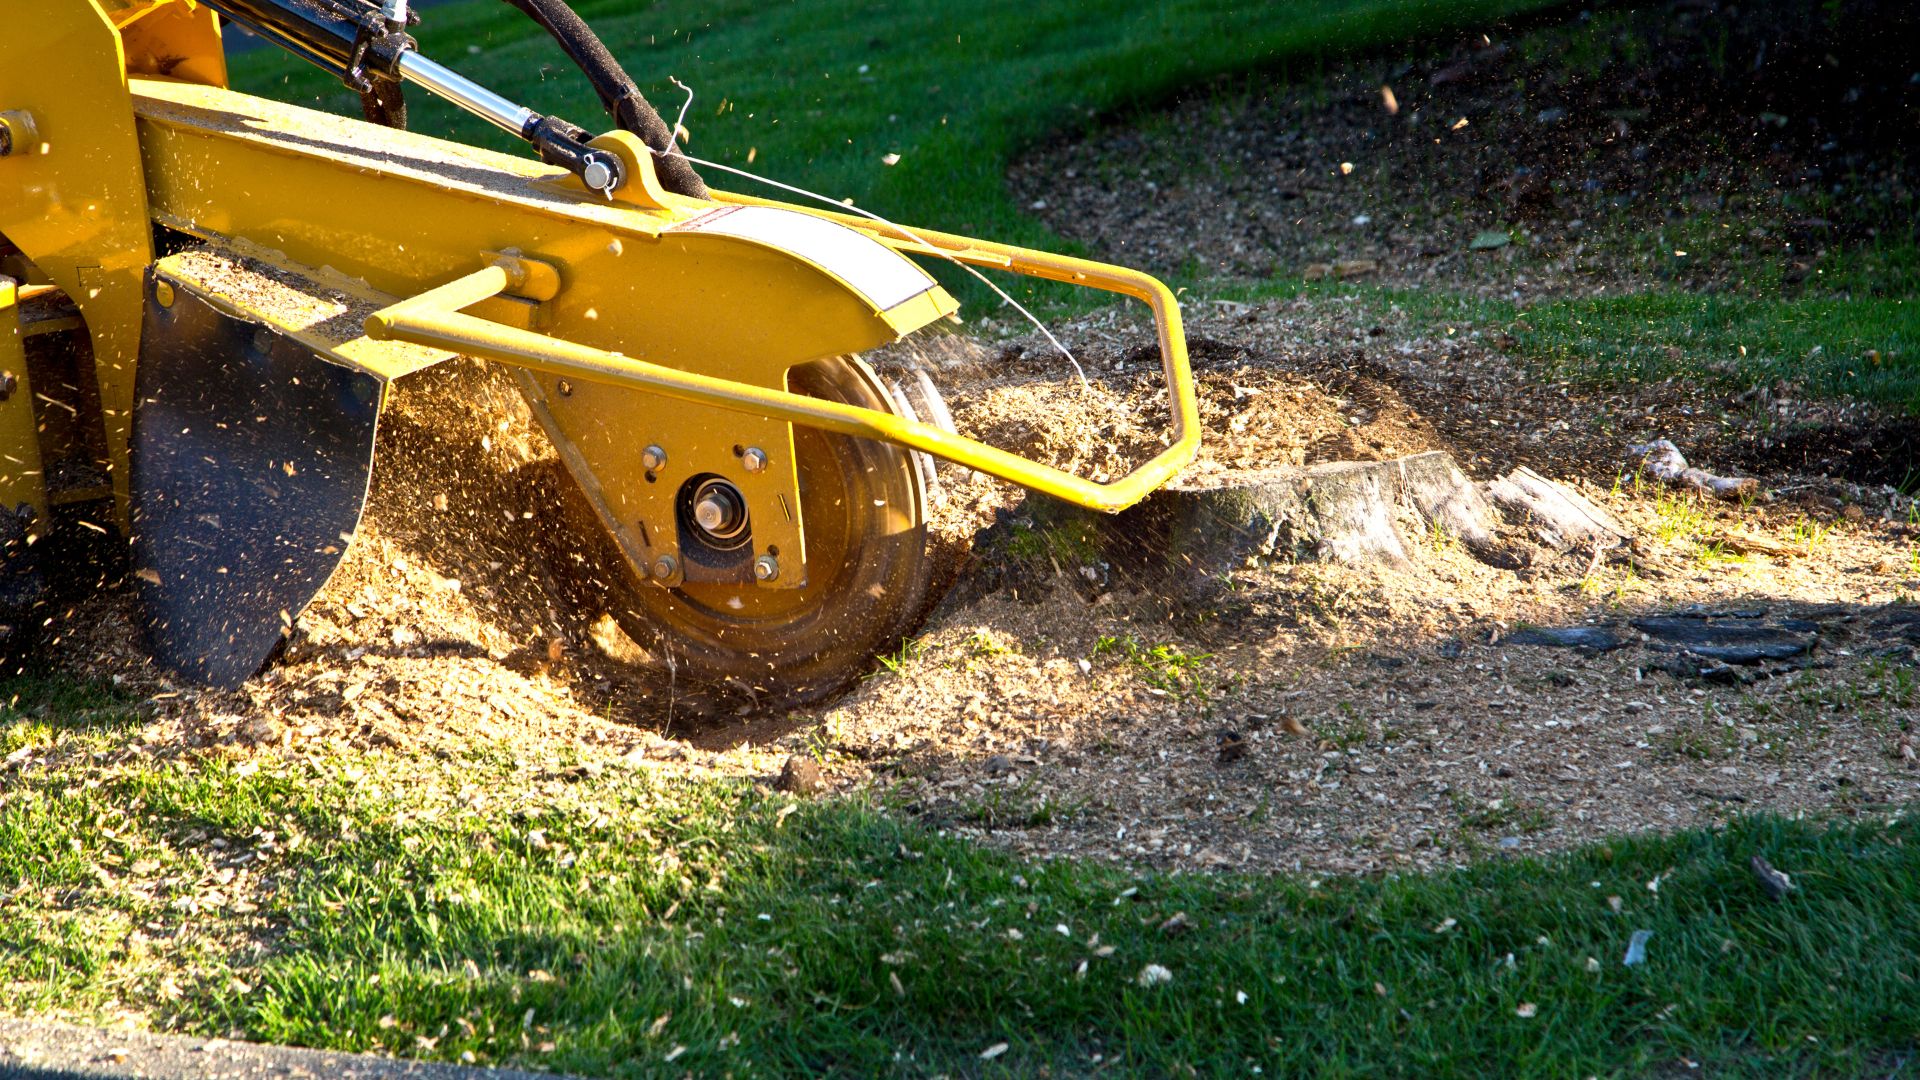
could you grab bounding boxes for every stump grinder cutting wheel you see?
[0,0,1199,705]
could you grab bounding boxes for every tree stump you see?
[1484,467,1628,552]
[976,451,1513,603]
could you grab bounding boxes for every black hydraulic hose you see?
[360,83,408,128]
[495,0,708,198]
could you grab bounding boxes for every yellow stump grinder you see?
[0,0,1198,703]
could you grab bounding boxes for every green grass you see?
[1212,272,1920,414]
[1515,290,1918,414]
[1092,633,1223,710]
[4,675,1920,1076]
[224,0,1568,307]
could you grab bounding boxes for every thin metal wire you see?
[652,80,1090,388]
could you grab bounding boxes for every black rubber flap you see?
[131,271,380,687]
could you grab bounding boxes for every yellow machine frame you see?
[2,0,1197,643]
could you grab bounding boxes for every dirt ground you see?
[20,1,1920,877]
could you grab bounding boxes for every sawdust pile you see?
[47,359,707,763]
[871,315,1449,490]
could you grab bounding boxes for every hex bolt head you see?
[649,553,678,580]
[641,444,667,471]
[752,554,780,582]
[741,447,768,473]
[0,371,16,401]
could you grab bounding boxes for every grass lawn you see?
[4,675,1918,1077]
[1217,268,1920,420]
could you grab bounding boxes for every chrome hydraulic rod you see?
[196,0,621,195]
[395,51,535,136]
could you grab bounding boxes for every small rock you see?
[775,754,826,795]
[1158,911,1192,935]
[1470,230,1511,251]
[983,754,1015,778]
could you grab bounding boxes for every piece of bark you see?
[1484,467,1629,552]
[1631,439,1759,500]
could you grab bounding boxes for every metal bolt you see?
[641,444,667,471]
[581,158,614,194]
[741,447,768,473]
[752,554,779,582]
[154,280,175,308]
[694,494,731,533]
[556,379,572,397]
[649,553,678,580]
[0,371,15,402]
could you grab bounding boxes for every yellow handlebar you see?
[366,232,1199,514]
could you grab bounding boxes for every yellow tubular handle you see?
[365,247,1199,514]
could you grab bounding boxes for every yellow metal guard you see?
[366,230,1199,514]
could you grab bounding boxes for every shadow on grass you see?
[149,773,1920,1077]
